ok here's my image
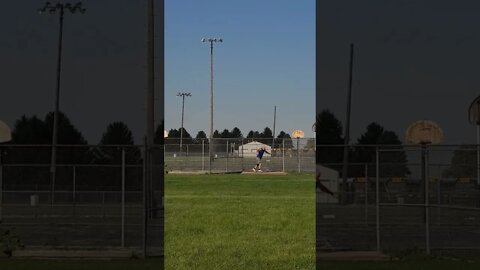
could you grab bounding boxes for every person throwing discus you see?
[252,147,270,172]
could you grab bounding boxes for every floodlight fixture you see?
[177,92,192,153]
[38,2,86,15]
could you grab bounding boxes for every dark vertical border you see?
[315,0,320,268]
[158,0,165,268]
[146,0,165,266]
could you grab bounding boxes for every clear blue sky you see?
[165,0,315,138]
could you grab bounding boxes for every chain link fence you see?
[317,144,480,258]
[0,144,163,255]
[165,137,315,173]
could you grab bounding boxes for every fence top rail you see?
[380,203,480,211]
[1,164,144,168]
[0,144,165,148]
[315,144,480,147]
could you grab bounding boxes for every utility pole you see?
[38,2,86,205]
[201,37,222,173]
[341,43,354,204]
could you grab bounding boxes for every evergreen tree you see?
[442,145,477,178]
[220,129,231,138]
[153,121,165,144]
[351,122,410,177]
[196,130,207,139]
[315,110,344,171]
[96,121,141,164]
[231,127,243,138]
[276,131,294,149]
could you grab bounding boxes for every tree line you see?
[166,126,295,148]
[3,110,472,178]
[315,110,410,178]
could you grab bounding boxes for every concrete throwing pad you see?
[169,170,243,175]
[317,251,390,261]
[241,171,288,176]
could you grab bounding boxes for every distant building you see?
[236,141,272,157]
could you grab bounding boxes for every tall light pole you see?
[177,92,191,154]
[38,2,86,205]
[342,43,354,205]
[202,37,222,173]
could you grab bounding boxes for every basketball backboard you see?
[0,120,11,143]
[292,130,305,139]
[468,95,480,125]
[405,120,443,145]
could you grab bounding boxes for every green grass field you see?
[164,173,316,269]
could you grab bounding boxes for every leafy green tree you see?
[442,145,477,178]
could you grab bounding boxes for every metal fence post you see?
[297,138,300,173]
[226,139,229,172]
[72,165,76,203]
[365,163,368,224]
[102,191,106,219]
[282,139,285,172]
[0,150,3,223]
[121,147,125,248]
[425,146,430,255]
[241,141,244,170]
[72,165,76,217]
[477,125,479,186]
[376,147,380,251]
[202,139,205,171]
